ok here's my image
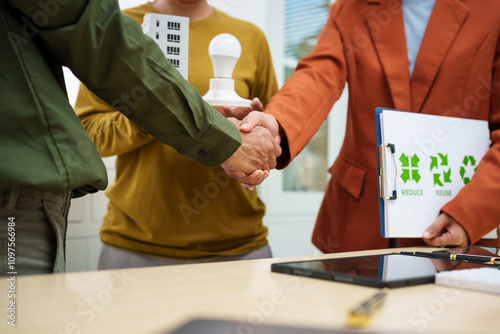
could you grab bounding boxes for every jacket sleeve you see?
[441,31,500,243]
[7,0,241,167]
[264,2,348,168]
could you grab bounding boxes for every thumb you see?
[250,97,263,112]
[240,111,260,133]
[423,214,448,240]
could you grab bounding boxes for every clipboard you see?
[375,108,496,238]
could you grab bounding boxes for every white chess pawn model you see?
[202,33,252,110]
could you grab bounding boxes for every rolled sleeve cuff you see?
[181,117,241,167]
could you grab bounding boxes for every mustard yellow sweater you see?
[75,4,278,259]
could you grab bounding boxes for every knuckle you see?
[264,141,274,152]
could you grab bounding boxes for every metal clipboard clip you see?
[378,143,397,200]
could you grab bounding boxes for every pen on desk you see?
[348,288,388,327]
[430,252,500,264]
[431,250,500,263]
[392,251,500,265]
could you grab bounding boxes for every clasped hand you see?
[220,99,281,189]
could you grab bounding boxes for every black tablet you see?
[168,318,387,334]
[271,253,495,288]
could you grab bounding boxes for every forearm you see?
[79,111,154,157]
[441,34,500,243]
[10,0,241,166]
[75,84,155,157]
[264,2,346,165]
[441,130,500,244]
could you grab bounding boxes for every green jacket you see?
[0,0,241,197]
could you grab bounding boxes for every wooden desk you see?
[1,248,499,334]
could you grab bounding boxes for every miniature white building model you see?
[142,13,189,80]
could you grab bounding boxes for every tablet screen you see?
[271,253,495,288]
[168,318,388,334]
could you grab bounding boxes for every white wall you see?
[65,0,347,271]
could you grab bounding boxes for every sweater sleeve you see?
[7,0,241,167]
[249,29,279,107]
[74,83,155,157]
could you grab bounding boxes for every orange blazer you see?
[266,0,500,253]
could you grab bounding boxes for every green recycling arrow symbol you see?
[433,173,444,187]
[438,153,448,166]
[401,169,410,183]
[443,168,451,183]
[400,153,420,184]
[412,169,421,183]
[431,153,451,187]
[430,156,438,171]
[460,155,478,185]
[400,153,409,167]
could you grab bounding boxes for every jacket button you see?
[198,150,208,157]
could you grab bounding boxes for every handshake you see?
[219,98,281,190]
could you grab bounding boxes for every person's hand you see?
[237,170,270,191]
[235,111,282,190]
[240,111,281,146]
[219,98,264,120]
[221,117,281,186]
[422,212,470,247]
[238,111,283,190]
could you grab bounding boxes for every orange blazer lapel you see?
[368,0,411,111]
[411,0,469,112]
